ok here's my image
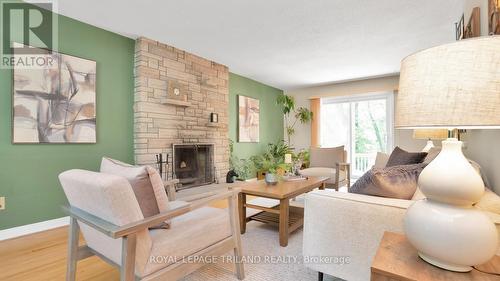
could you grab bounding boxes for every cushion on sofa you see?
[386,146,427,167]
[475,188,500,215]
[374,152,390,168]
[423,147,441,164]
[349,163,426,200]
[309,146,344,168]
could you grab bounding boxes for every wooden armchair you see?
[300,146,351,190]
[59,169,244,281]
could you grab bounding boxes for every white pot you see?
[418,139,484,206]
[405,199,498,272]
[265,173,278,185]
[404,138,498,272]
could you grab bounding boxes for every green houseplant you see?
[229,140,255,181]
[276,94,313,146]
[251,141,291,185]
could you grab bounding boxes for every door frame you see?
[320,91,395,173]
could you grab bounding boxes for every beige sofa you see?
[303,188,500,281]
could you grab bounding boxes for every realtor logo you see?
[1,0,58,68]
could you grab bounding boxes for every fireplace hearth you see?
[173,144,215,190]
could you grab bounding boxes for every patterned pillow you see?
[349,163,427,200]
[386,146,427,167]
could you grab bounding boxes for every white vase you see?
[404,138,499,272]
[265,173,278,185]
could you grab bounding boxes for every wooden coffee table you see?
[236,176,328,247]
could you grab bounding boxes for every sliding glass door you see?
[320,93,394,177]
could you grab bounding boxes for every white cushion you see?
[299,167,346,184]
[143,207,232,276]
[374,152,390,168]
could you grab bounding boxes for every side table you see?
[371,232,500,281]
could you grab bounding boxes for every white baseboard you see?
[0,216,69,241]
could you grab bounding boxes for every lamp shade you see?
[396,36,500,129]
[413,129,449,140]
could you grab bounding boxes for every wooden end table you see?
[371,232,500,281]
[236,176,328,247]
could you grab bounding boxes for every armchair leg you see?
[120,234,137,281]
[233,242,245,280]
[66,217,79,281]
[228,191,245,280]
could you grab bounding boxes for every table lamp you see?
[396,36,500,272]
[413,129,449,152]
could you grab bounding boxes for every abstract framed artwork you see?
[12,44,97,143]
[238,95,259,142]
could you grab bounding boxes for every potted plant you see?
[276,94,313,146]
[229,140,256,181]
[252,150,289,185]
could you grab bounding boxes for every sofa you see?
[303,187,500,281]
[303,190,410,281]
[302,147,500,281]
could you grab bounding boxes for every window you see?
[320,92,394,177]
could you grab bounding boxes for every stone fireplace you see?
[133,37,229,185]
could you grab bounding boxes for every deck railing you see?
[353,153,376,176]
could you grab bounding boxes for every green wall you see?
[0,4,135,229]
[229,73,284,160]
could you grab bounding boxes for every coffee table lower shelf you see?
[248,206,304,234]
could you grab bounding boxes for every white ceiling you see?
[55,0,464,90]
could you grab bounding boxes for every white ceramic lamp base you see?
[404,138,498,272]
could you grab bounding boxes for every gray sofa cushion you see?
[349,163,427,200]
[386,146,427,167]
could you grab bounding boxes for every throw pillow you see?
[309,146,344,168]
[411,187,426,200]
[386,146,427,167]
[475,188,500,216]
[100,157,171,229]
[349,163,427,200]
[423,147,441,164]
[374,152,390,168]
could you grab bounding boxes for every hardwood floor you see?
[0,197,244,281]
[0,226,118,281]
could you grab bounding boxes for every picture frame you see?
[489,0,500,35]
[238,95,259,142]
[12,44,97,143]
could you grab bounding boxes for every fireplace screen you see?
[173,144,215,190]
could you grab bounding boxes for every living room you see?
[1,0,500,280]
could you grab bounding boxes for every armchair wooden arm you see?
[335,162,351,191]
[63,188,240,239]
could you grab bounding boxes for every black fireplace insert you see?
[172,143,215,190]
